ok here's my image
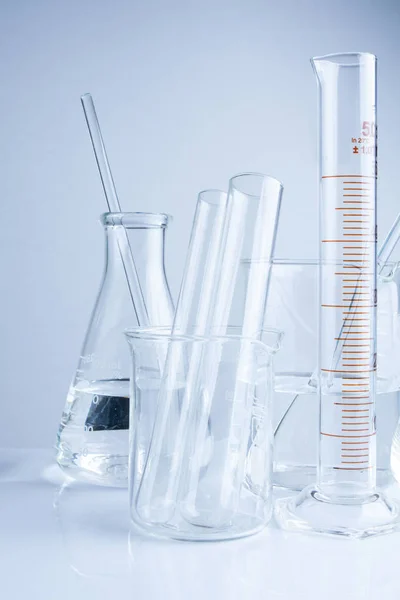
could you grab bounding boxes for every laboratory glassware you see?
[56,212,174,487]
[136,175,283,525]
[276,52,400,538]
[388,260,400,482]
[379,213,400,273]
[389,244,400,484]
[81,93,150,326]
[131,189,227,524]
[125,326,282,541]
[241,259,400,491]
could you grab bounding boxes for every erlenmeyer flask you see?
[56,212,174,487]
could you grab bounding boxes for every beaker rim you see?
[273,258,317,265]
[101,212,171,228]
[240,258,400,269]
[241,258,318,266]
[124,326,283,354]
[311,52,376,67]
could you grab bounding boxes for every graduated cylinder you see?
[313,53,377,494]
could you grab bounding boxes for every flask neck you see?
[103,215,174,327]
[105,224,166,276]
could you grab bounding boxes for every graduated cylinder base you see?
[275,484,400,539]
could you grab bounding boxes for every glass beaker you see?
[241,259,400,491]
[385,260,400,483]
[56,212,174,487]
[125,326,282,542]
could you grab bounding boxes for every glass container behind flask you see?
[241,258,400,491]
[56,212,174,487]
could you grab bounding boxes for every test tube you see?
[275,53,400,538]
[180,173,283,526]
[136,175,283,526]
[135,189,229,524]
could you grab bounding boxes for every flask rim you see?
[101,212,171,229]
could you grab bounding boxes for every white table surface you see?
[1,449,400,600]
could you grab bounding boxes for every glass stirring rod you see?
[81,93,150,326]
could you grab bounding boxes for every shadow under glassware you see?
[240,258,400,491]
[125,326,282,542]
[56,212,175,488]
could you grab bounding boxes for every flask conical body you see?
[56,212,174,486]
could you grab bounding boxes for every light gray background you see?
[1,0,399,447]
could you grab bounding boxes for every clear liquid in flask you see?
[57,379,131,486]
